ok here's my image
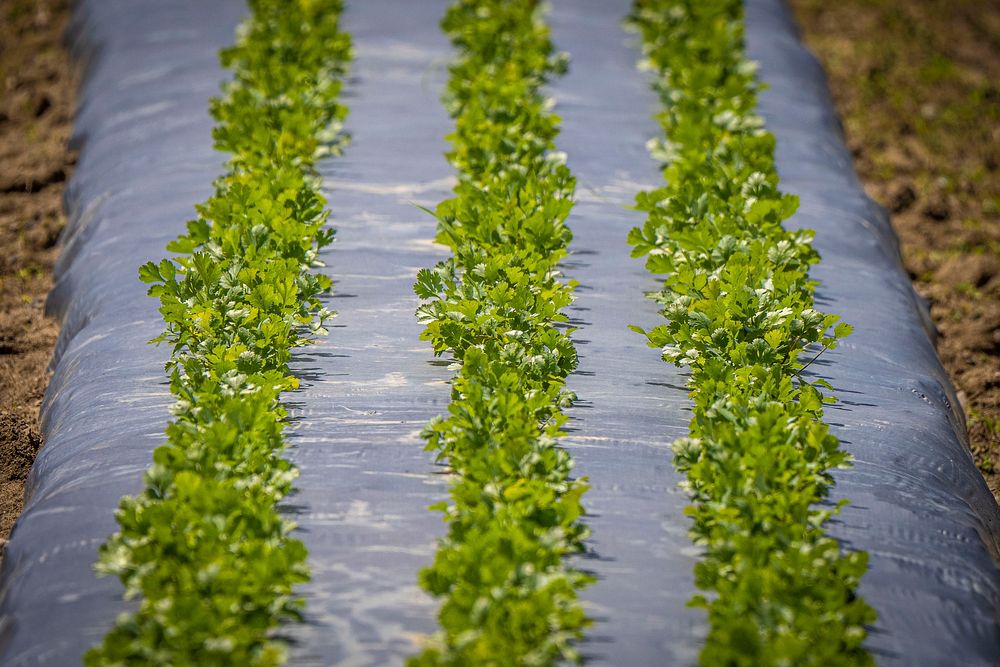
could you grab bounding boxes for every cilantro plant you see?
[84,1,351,664]
[409,1,592,664]
[626,1,877,664]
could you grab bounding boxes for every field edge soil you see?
[789,0,1000,501]
[0,0,77,553]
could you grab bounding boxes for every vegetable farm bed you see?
[0,0,996,665]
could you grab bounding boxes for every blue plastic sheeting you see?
[0,0,996,665]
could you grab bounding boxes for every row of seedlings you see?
[625,1,877,665]
[86,1,351,664]
[410,0,593,664]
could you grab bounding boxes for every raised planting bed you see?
[0,0,996,665]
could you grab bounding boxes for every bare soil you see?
[790,0,1000,499]
[0,0,76,548]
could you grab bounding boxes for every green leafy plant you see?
[84,1,351,665]
[625,1,877,664]
[409,1,592,664]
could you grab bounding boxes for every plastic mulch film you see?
[0,0,996,665]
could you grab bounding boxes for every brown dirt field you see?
[789,0,1000,500]
[0,0,76,551]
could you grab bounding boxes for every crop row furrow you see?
[409,1,592,664]
[85,1,351,665]
[626,1,877,665]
